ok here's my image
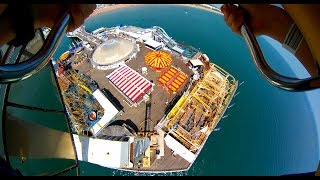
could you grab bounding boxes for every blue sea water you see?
[53,4,319,176]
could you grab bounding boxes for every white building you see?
[73,134,134,169]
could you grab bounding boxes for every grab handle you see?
[214,4,320,91]
[0,11,70,83]
[240,23,320,91]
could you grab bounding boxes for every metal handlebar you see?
[1,5,320,91]
[214,6,320,91]
[0,11,70,83]
[241,23,320,91]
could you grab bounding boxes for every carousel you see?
[144,51,172,72]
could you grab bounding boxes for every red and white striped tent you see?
[106,65,153,104]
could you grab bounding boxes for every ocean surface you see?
[53,4,319,176]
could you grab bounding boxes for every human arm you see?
[31,4,96,32]
[0,4,96,46]
[221,4,319,76]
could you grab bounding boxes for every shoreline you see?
[176,4,222,14]
[88,4,222,19]
[89,4,142,18]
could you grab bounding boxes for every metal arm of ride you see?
[1,6,320,91]
[0,11,70,83]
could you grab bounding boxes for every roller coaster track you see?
[171,125,200,150]
[205,79,222,92]
[192,95,212,113]
[193,104,210,117]
[69,70,93,94]
[152,26,177,49]
[198,83,219,96]
[196,89,217,104]
[78,84,93,94]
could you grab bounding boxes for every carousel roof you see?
[145,51,172,71]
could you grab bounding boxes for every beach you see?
[89,4,142,17]
[89,4,222,18]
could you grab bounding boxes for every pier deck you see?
[60,26,237,172]
[74,43,194,171]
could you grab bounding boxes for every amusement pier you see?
[54,24,238,173]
